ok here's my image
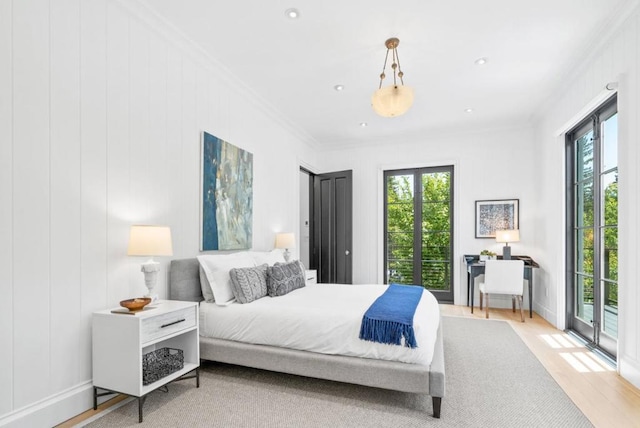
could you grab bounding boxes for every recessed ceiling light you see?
[465,108,474,113]
[474,57,488,66]
[334,84,344,92]
[360,122,368,127]
[285,8,300,19]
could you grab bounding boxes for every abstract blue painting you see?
[201,132,253,251]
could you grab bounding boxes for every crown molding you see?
[531,0,639,124]
[113,0,320,151]
[317,121,535,151]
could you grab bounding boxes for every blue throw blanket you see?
[359,284,423,349]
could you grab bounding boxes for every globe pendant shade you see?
[371,85,414,117]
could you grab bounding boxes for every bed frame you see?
[168,258,445,418]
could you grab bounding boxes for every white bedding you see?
[199,283,440,365]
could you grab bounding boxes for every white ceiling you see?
[144,0,631,148]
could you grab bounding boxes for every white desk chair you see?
[479,260,525,322]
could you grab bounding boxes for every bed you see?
[168,257,445,418]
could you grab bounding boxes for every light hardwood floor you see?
[59,305,640,427]
[440,304,640,428]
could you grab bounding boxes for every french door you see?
[566,95,618,358]
[384,166,454,302]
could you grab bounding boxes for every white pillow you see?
[197,253,256,306]
[199,266,214,302]
[249,250,286,266]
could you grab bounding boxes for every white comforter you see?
[199,283,440,365]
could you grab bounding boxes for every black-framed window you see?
[384,166,454,302]
[566,94,618,359]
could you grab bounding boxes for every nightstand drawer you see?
[141,306,196,344]
[305,269,317,286]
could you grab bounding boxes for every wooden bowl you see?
[120,297,152,312]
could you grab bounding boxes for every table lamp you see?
[275,232,295,262]
[127,225,173,301]
[495,229,519,260]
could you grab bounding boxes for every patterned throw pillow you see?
[229,264,268,304]
[267,260,305,297]
[197,253,255,306]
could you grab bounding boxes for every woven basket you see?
[142,347,184,385]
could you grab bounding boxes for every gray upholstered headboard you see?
[169,258,203,302]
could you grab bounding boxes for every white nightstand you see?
[305,269,317,285]
[92,300,200,422]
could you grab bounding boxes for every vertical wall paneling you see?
[164,47,183,256]
[195,66,209,258]
[12,0,51,407]
[0,0,13,415]
[128,19,150,223]
[1,0,318,423]
[181,59,199,253]
[50,0,82,391]
[106,2,132,305]
[147,35,170,297]
[147,36,168,225]
[127,19,151,297]
[196,68,208,158]
[79,0,108,382]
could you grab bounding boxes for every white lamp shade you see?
[127,225,173,256]
[274,232,295,249]
[495,229,520,243]
[371,85,414,117]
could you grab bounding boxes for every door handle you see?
[345,250,350,255]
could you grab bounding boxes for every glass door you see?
[567,96,618,358]
[384,166,454,302]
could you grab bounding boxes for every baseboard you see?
[619,356,640,390]
[0,381,94,428]
[533,302,558,327]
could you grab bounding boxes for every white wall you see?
[317,127,537,306]
[0,0,314,426]
[3,1,638,425]
[299,170,311,268]
[532,5,640,388]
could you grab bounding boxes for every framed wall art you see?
[475,199,519,238]
[201,131,253,251]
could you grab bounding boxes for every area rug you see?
[84,316,592,427]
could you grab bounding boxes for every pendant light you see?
[371,37,414,118]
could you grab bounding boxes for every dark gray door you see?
[312,170,352,284]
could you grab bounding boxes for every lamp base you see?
[283,249,291,262]
[502,245,511,260]
[141,260,160,302]
[144,292,159,303]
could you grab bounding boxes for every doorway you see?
[566,95,618,359]
[313,170,353,284]
[300,168,353,284]
[299,169,311,269]
[383,166,454,302]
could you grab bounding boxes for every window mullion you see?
[592,116,602,334]
[413,170,422,286]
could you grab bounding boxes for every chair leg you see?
[479,292,483,310]
[485,294,489,319]
[518,295,524,322]
[512,296,516,312]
